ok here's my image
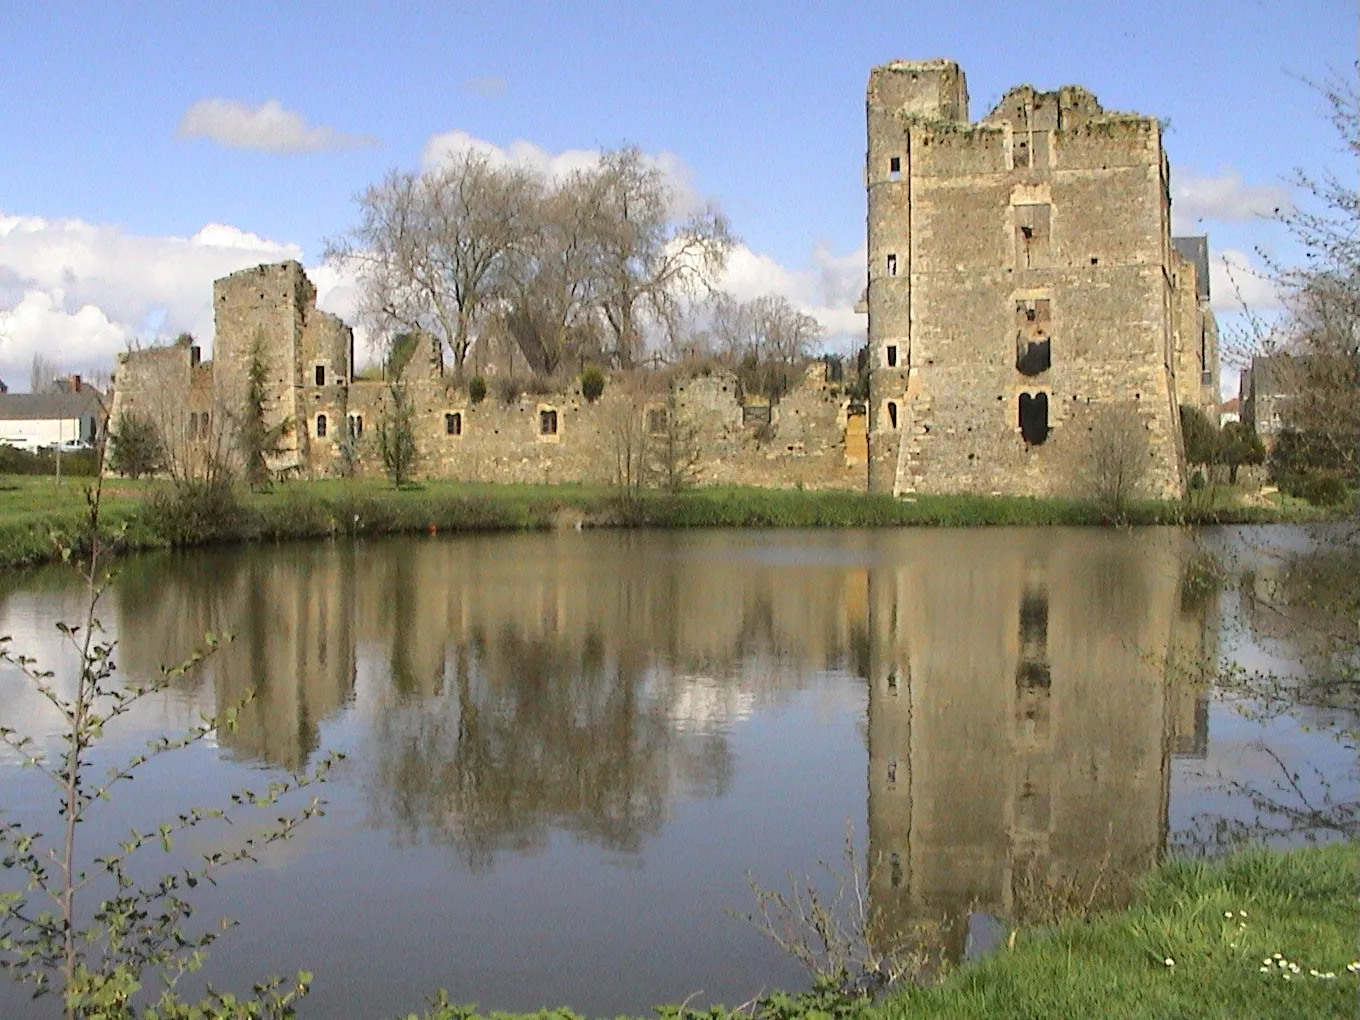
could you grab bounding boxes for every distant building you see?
[1218,397,1240,428]
[1239,355,1300,438]
[0,376,106,450]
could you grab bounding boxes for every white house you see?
[0,377,106,450]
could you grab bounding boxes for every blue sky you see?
[1,1,1355,388]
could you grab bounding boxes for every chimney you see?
[69,374,82,392]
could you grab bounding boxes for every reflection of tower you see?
[1008,584,1052,908]
[865,530,1187,962]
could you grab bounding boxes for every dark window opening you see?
[348,414,363,438]
[200,412,210,439]
[540,408,558,435]
[1016,339,1051,376]
[445,412,462,436]
[889,155,901,180]
[647,408,667,434]
[315,365,326,386]
[190,346,201,367]
[890,853,903,888]
[1016,660,1051,692]
[886,344,898,368]
[887,668,898,691]
[316,413,327,438]
[1018,392,1049,445]
[1019,589,1048,648]
[887,401,898,429]
[1014,136,1030,169]
[886,253,898,276]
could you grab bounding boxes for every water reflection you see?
[8,526,1351,1016]
[865,529,1215,955]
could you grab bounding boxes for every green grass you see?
[877,841,1358,1020]
[0,474,1339,573]
[398,843,1357,1020]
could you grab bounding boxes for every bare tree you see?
[591,148,734,366]
[1080,403,1151,516]
[29,353,60,393]
[328,151,538,375]
[1236,71,1359,480]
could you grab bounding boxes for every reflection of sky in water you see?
[0,526,1354,1019]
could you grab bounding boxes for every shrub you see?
[1179,404,1219,465]
[581,364,606,402]
[468,375,487,404]
[497,377,522,404]
[108,409,165,478]
[1279,470,1351,507]
[0,443,100,476]
[1081,403,1150,518]
[146,477,243,545]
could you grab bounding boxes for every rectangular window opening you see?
[540,408,558,435]
[889,155,901,181]
[886,345,898,368]
[886,253,898,276]
[445,412,462,436]
[315,365,325,387]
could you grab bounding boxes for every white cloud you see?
[0,211,330,387]
[1210,249,1279,313]
[178,98,377,154]
[719,242,866,349]
[420,130,704,217]
[1171,170,1289,233]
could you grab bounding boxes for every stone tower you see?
[865,60,1189,499]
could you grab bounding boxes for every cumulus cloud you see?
[178,98,377,153]
[420,130,703,216]
[1209,248,1279,313]
[719,242,865,348]
[1171,170,1289,233]
[0,211,365,387]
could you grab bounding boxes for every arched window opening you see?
[1018,392,1048,445]
[887,401,899,430]
[316,414,327,438]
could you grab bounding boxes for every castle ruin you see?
[112,59,1218,498]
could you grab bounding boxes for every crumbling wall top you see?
[868,59,969,123]
[981,84,1107,131]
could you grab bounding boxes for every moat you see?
[0,527,1355,1018]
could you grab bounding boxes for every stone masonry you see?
[111,59,1219,497]
[865,59,1219,499]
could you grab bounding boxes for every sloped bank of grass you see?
[0,474,1336,572]
[401,843,1357,1020]
[874,841,1358,1020]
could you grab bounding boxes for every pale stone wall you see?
[866,60,1191,499]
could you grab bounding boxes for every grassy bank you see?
[403,842,1358,1020]
[0,474,1337,572]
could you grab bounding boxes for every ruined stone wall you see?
[212,262,309,472]
[866,61,1188,499]
[306,363,864,489]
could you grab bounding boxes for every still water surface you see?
[0,527,1354,1017]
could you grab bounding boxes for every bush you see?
[497,377,522,404]
[0,443,99,476]
[468,375,487,404]
[581,364,606,402]
[108,409,164,478]
[1279,470,1351,507]
[1179,404,1219,465]
[146,477,244,545]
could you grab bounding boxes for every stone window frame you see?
[315,413,328,439]
[314,364,326,387]
[885,344,898,368]
[445,410,464,437]
[347,413,364,439]
[537,403,561,442]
